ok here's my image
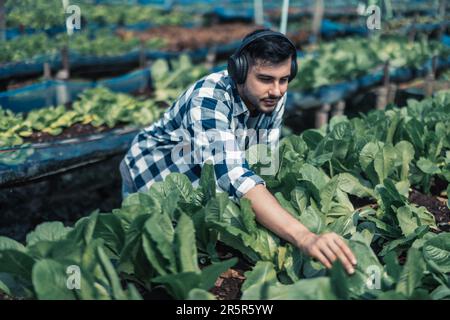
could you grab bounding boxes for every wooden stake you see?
[56,46,70,106]
[315,103,331,128]
[44,63,52,106]
[205,46,217,70]
[376,61,391,110]
[425,56,437,96]
[331,100,346,117]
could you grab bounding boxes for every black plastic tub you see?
[0,127,140,241]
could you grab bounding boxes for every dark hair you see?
[241,29,296,65]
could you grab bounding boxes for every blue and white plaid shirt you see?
[120,70,285,201]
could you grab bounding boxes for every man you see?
[120,29,357,274]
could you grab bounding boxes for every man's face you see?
[238,57,291,115]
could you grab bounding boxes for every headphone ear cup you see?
[233,54,247,84]
[289,57,298,82]
[237,54,248,84]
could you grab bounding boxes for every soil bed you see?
[119,23,260,52]
[409,189,450,232]
[24,123,113,144]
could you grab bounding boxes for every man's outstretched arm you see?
[243,184,357,274]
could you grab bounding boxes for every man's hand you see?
[243,184,357,275]
[297,231,357,274]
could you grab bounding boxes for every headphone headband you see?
[228,29,298,85]
[235,30,296,56]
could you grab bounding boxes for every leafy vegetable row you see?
[0,87,162,148]
[0,55,208,149]
[0,31,167,64]
[290,36,449,90]
[5,0,193,30]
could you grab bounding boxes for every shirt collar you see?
[229,77,250,117]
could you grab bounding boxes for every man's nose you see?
[269,82,281,97]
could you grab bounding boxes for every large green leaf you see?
[174,213,200,273]
[242,261,277,291]
[275,192,299,217]
[396,206,419,237]
[395,247,426,297]
[144,213,176,273]
[327,214,357,237]
[298,204,326,234]
[345,239,383,298]
[32,259,77,300]
[359,141,383,181]
[320,176,339,213]
[93,214,126,257]
[299,163,329,190]
[336,173,375,198]
[374,144,397,183]
[0,237,26,252]
[423,233,450,274]
[329,261,349,300]
[121,191,159,214]
[199,162,216,203]
[359,142,383,171]
[187,288,216,300]
[96,246,128,300]
[417,158,441,175]
[290,187,309,213]
[239,198,258,234]
[165,173,194,203]
[0,250,35,283]
[26,222,72,247]
[242,271,336,300]
[152,272,201,300]
[395,141,415,181]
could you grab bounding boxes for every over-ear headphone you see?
[227,29,298,85]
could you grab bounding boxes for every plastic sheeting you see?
[0,126,139,187]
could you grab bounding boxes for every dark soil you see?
[208,242,252,300]
[0,292,13,300]
[409,189,450,232]
[210,268,246,300]
[429,177,449,198]
[125,242,251,300]
[24,123,112,145]
[119,23,260,52]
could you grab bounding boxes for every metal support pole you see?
[254,0,264,26]
[311,0,324,44]
[280,0,290,34]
